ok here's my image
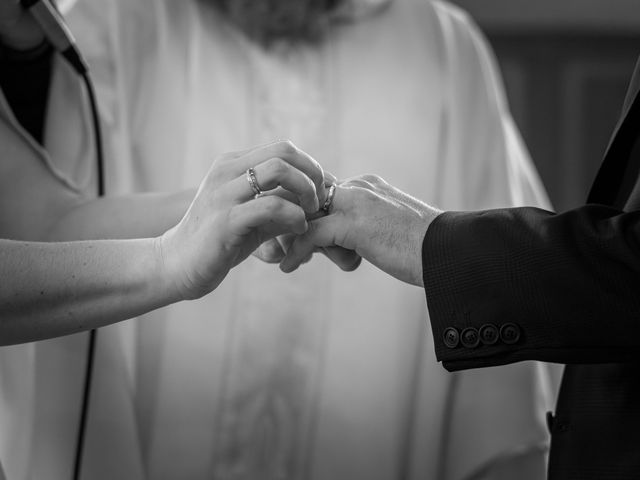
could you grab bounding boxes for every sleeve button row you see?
[442,323,521,349]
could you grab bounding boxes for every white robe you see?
[0,55,99,480]
[0,0,557,479]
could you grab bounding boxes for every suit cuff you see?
[422,211,528,370]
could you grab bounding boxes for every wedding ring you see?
[246,167,263,197]
[322,183,336,214]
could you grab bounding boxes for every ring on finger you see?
[246,167,263,198]
[322,183,336,214]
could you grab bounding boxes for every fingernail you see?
[306,198,319,214]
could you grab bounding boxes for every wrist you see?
[409,205,442,287]
[420,207,447,288]
[153,233,186,304]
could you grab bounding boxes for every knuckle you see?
[361,174,384,185]
[210,154,227,171]
[344,178,369,189]
[210,156,235,178]
[227,203,241,223]
[260,194,277,208]
[268,157,290,176]
[277,140,297,155]
[265,195,286,213]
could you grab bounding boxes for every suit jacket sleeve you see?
[423,204,640,371]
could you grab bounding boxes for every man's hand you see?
[280,174,442,287]
[0,0,45,50]
[159,141,326,300]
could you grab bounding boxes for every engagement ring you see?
[246,167,263,197]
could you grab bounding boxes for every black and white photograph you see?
[0,0,638,479]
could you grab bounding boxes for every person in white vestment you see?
[5,0,557,479]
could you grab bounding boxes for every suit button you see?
[479,323,499,345]
[500,323,521,344]
[443,327,460,348]
[461,327,480,348]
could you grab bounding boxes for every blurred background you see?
[451,0,640,211]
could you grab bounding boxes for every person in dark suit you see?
[281,58,640,479]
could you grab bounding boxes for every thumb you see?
[321,247,362,272]
[252,239,286,263]
[280,215,339,273]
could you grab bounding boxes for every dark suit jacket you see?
[423,58,640,479]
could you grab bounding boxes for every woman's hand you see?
[159,141,327,300]
[0,0,45,50]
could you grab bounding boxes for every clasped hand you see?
[162,141,442,302]
[160,140,330,300]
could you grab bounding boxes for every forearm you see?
[423,205,640,370]
[0,237,180,345]
[46,189,196,241]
